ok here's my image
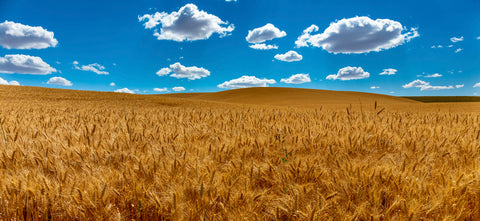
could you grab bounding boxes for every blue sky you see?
[0,0,479,96]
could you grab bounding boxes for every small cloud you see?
[0,21,58,49]
[280,73,311,84]
[115,88,135,94]
[327,66,370,80]
[249,43,278,50]
[246,23,286,44]
[110,82,115,86]
[138,4,234,41]
[450,36,463,43]
[295,16,419,54]
[431,45,443,49]
[0,54,56,75]
[448,45,453,48]
[425,73,442,78]
[379,68,397,75]
[47,76,72,86]
[218,75,276,89]
[154,87,169,92]
[456,84,464,88]
[474,82,480,88]
[370,86,380,89]
[172,86,185,92]
[274,51,302,62]
[0,77,20,85]
[477,36,480,40]
[156,62,210,80]
[74,62,109,75]
[403,79,453,91]
[455,48,463,53]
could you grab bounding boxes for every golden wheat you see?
[0,85,479,220]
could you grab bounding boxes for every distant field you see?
[0,85,479,220]
[404,96,480,103]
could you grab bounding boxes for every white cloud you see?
[448,45,453,48]
[295,25,319,48]
[115,88,135,94]
[218,75,276,89]
[47,77,72,86]
[154,87,169,92]
[246,23,286,44]
[425,73,442,78]
[172,86,185,92]
[110,82,115,86]
[0,77,20,85]
[138,4,234,41]
[455,48,463,53]
[379,68,397,75]
[249,43,278,50]
[477,36,480,40]
[274,51,303,62]
[431,45,443,49]
[296,16,419,54]
[370,86,380,89]
[403,79,454,91]
[420,85,454,90]
[0,54,56,75]
[156,62,210,80]
[74,62,109,75]
[225,0,237,1]
[456,84,464,88]
[450,36,463,43]
[280,73,311,84]
[474,82,480,88]
[0,21,58,49]
[326,66,370,80]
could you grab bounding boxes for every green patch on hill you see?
[403,96,480,103]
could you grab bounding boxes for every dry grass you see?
[0,85,479,220]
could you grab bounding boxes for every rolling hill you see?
[159,87,419,106]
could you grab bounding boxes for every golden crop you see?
[0,85,479,220]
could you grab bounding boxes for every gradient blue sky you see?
[1,0,479,95]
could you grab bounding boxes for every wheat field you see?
[0,85,479,220]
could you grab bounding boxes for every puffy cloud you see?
[274,51,303,62]
[280,73,311,84]
[370,86,380,89]
[115,88,135,94]
[456,84,464,88]
[425,73,442,78]
[296,16,419,54]
[0,54,56,75]
[138,4,234,41]
[172,86,185,92]
[431,45,443,48]
[0,21,58,49]
[455,48,463,53]
[218,75,276,89]
[474,82,480,88]
[249,43,278,50]
[326,66,370,80]
[403,79,454,91]
[110,82,115,86]
[47,77,72,86]
[246,23,286,44]
[154,87,169,92]
[477,37,480,40]
[0,77,20,85]
[74,62,109,75]
[156,62,210,80]
[379,68,397,75]
[450,36,463,43]
[295,25,319,47]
